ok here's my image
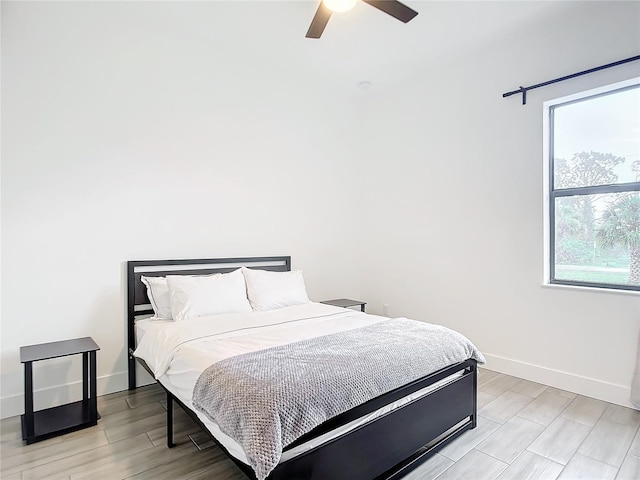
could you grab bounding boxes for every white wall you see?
[356,1,640,407]
[2,1,639,419]
[1,1,363,417]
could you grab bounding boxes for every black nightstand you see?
[321,298,366,312]
[20,337,100,444]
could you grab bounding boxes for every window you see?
[545,79,640,292]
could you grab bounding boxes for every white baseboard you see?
[4,354,635,419]
[483,353,636,410]
[0,370,154,420]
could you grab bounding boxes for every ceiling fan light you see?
[323,0,357,13]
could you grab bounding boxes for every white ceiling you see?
[150,0,577,95]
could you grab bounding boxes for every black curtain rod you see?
[503,55,640,105]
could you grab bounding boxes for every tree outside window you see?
[549,83,640,291]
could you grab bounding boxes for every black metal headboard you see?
[126,256,291,389]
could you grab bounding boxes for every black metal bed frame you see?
[127,256,478,480]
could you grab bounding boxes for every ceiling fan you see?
[306,0,418,39]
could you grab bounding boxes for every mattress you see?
[134,303,465,465]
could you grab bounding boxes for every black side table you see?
[321,298,367,312]
[20,337,100,444]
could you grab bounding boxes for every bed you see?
[127,256,483,480]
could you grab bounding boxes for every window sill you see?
[541,282,640,296]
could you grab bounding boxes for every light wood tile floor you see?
[2,370,639,479]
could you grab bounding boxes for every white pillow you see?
[141,275,173,320]
[242,267,310,311]
[166,269,252,322]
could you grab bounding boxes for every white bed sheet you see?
[134,303,465,465]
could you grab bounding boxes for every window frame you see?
[544,78,640,293]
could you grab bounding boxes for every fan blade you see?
[306,2,332,38]
[362,0,418,23]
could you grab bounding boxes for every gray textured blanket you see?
[192,318,484,480]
